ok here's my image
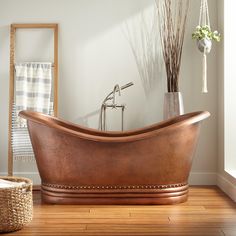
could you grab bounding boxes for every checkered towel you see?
[15,62,52,127]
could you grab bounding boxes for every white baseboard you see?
[0,172,41,185]
[188,172,217,185]
[1,171,217,186]
[217,174,236,202]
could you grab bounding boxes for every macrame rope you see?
[202,49,208,93]
[205,0,211,29]
[198,0,203,26]
[199,0,211,28]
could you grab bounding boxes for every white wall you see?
[182,0,218,183]
[0,0,218,185]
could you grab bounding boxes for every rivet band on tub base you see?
[41,182,189,205]
[42,182,187,190]
[41,182,189,204]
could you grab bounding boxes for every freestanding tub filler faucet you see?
[100,82,134,131]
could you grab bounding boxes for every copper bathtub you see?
[19,110,210,205]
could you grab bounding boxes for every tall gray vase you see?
[163,92,184,120]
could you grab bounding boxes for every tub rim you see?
[19,110,210,143]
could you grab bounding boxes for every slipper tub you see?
[19,110,210,205]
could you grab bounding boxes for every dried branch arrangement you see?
[156,0,190,92]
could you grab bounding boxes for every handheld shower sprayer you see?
[120,82,134,90]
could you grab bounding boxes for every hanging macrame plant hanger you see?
[198,0,212,93]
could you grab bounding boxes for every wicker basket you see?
[0,176,33,233]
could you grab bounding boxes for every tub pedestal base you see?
[41,183,189,205]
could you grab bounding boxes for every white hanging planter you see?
[192,0,221,94]
[197,38,212,54]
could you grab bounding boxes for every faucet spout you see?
[112,84,121,106]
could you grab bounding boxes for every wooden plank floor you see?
[7,186,236,236]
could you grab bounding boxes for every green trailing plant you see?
[192,25,221,42]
